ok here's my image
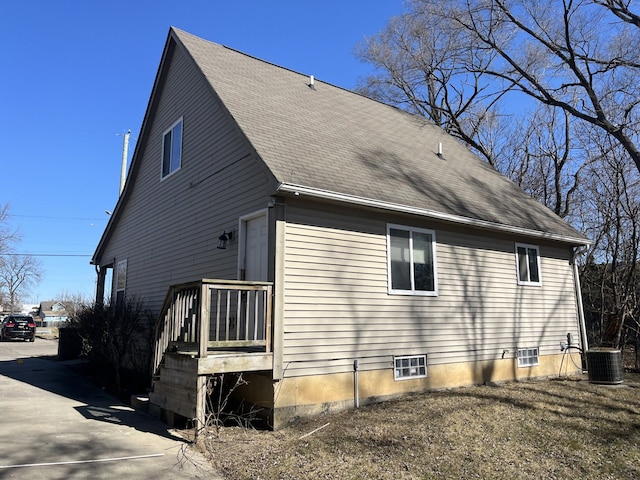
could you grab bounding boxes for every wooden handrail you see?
[151,279,273,378]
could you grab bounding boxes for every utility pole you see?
[119,130,131,195]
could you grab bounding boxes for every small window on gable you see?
[161,118,183,178]
[387,224,438,296]
[517,347,539,367]
[515,243,541,286]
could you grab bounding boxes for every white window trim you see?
[387,224,438,296]
[115,259,127,300]
[160,117,183,180]
[394,354,428,380]
[515,243,542,286]
[517,347,540,367]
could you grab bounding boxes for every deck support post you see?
[195,283,211,438]
[195,374,208,439]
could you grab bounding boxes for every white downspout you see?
[572,248,589,352]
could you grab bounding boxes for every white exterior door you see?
[243,213,268,281]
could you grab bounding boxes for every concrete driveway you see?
[0,338,222,479]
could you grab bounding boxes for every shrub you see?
[69,297,154,397]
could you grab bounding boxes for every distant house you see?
[37,301,68,326]
[91,28,590,429]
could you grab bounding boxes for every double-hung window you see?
[515,243,541,286]
[161,118,183,178]
[387,224,438,295]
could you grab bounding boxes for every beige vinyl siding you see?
[281,204,580,378]
[100,42,274,313]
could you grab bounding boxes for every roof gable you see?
[38,301,68,316]
[94,27,588,264]
[172,28,587,245]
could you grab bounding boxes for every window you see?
[161,118,183,178]
[394,355,427,380]
[387,224,437,295]
[515,243,541,286]
[115,259,127,306]
[517,347,539,367]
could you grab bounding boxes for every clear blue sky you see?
[0,0,404,304]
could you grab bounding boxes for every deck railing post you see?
[195,282,210,438]
[265,285,273,353]
[199,282,210,358]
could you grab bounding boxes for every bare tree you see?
[355,7,510,165]
[356,0,640,351]
[419,0,640,175]
[356,4,585,217]
[0,254,43,313]
[501,104,586,218]
[55,290,91,320]
[594,0,640,28]
[576,128,640,347]
[0,203,19,256]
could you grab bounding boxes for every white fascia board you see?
[276,183,590,246]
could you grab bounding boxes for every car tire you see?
[30,337,35,342]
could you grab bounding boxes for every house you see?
[91,27,590,429]
[37,301,68,326]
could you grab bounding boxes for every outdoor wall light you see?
[217,231,233,249]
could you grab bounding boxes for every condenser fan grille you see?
[586,348,624,384]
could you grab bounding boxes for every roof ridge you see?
[169,26,415,117]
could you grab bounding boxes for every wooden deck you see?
[149,279,273,429]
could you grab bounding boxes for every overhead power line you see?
[11,214,107,222]
[1,253,92,257]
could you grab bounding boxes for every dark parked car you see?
[0,315,36,342]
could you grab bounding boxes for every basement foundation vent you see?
[586,347,624,384]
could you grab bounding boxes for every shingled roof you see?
[97,28,591,252]
[170,28,587,245]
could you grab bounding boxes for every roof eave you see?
[277,183,590,246]
[92,28,181,266]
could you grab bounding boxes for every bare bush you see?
[203,373,263,438]
[69,297,154,396]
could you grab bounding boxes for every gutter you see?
[277,183,590,246]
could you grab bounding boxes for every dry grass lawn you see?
[191,373,640,479]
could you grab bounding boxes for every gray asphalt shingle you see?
[173,28,587,244]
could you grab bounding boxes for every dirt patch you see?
[189,373,640,479]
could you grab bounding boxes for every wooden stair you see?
[149,354,199,420]
[149,279,274,430]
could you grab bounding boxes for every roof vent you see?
[437,142,443,158]
[308,75,315,90]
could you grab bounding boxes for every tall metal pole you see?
[119,130,131,195]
